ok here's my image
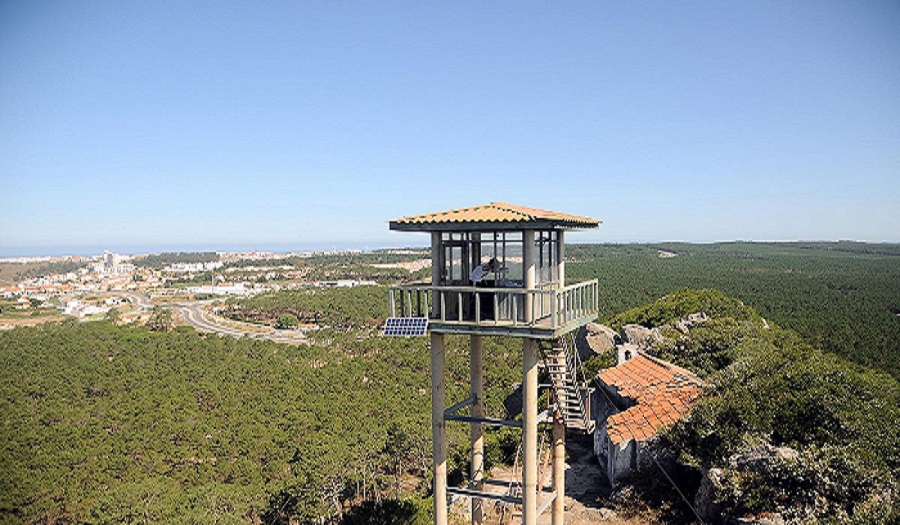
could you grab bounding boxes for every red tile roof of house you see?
[598,353,704,444]
[390,202,600,231]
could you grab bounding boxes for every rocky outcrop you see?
[674,312,709,334]
[586,312,710,366]
[695,467,787,524]
[737,514,785,525]
[503,383,523,418]
[621,324,665,349]
[694,445,799,523]
[694,467,725,521]
[729,444,799,473]
[580,313,709,360]
[582,322,619,356]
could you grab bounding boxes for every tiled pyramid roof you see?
[598,353,704,444]
[390,202,600,231]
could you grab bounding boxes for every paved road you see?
[117,291,154,312]
[177,302,307,344]
[178,302,249,337]
[119,292,306,344]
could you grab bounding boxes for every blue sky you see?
[1,1,898,254]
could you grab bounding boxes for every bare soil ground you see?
[451,432,661,525]
[0,262,40,285]
[0,314,66,330]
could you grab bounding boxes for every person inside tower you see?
[470,257,499,285]
[470,257,499,321]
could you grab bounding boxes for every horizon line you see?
[2,239,899,259]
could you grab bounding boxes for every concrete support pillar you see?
[522,338,539,525]
[431,332,448,525]
[431,232,442,318]
[551,416,566,524]
[471,233,481,277]
[470,335,484,525]
[557,231,565,287]
[523,230,535,323]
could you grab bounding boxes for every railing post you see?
[578,286,588,315]
[581,286,585,317]
[390,289,396,318]
[575,286,579,319]
[512,295,518,327]
[494,293,499,326]
[475,291,481,324]
[573,287,577,321]
[551,289,558,329]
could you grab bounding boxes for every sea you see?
[0,241,417,259]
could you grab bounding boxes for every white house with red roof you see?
[593,352,704,484]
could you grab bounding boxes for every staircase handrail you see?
[539,336,594,433]
[561,333,594,430]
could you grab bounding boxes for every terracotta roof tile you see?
[599,354,704,445]
[390,202,600,229]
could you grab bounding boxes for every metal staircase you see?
[542,334,595,433]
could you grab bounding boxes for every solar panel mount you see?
[383,317,429,337]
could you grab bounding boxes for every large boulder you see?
[695,467,787,524]
[729,444,799,474]
[674,311,710,334]
[737,514,785,525]
[620,324,665,349]
[694,467,725,521]
[503,383,523,418]
[582,322,619,355]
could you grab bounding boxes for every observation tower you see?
[386,202,601,525]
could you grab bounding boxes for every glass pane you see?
[450,246,462,281]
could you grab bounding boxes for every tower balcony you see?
[389,279,599,339]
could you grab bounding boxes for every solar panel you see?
[383,317,429,337]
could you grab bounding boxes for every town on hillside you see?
[0,249,388,336]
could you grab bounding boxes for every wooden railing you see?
[389,279,598,330]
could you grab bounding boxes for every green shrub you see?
[341,497,432,525]
[275,313,299,329]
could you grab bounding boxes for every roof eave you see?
[389,220,600,232]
